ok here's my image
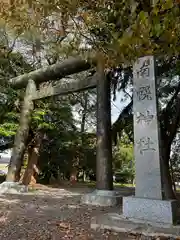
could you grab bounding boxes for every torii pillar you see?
[81,58,121,206]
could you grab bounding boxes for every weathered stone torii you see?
[8,57,92,88]
[6,57,93,182]
[2,56,119,205]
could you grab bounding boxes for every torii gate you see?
[4,56,117,206]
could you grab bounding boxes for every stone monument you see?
[123,56,178,225]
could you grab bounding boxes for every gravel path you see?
[0,185,136,240]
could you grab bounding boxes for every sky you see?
[111,92,130,123]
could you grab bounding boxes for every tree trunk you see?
[161,139,176,199]
[70,169,78,185]
[96,55,113,190]
[6,79,36,182]
[15,155,25,182]
[83,170,86,182]
[22,132,43,186]
[81,93,88,133]
[80,92,88,180]
[159,86,180,199]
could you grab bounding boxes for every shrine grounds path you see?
[0,184,173,240]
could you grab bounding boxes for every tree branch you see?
[160,80,180,141]
[167,94,180,146]
[112,100,133,144]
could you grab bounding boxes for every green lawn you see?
[84,181,135,188]
[0,164,8,172]
[84,181,180,192]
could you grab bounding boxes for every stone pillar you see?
[123,56,178,225]
[96,59,113,191]
[133,56,162,200]
[6,79,36,183]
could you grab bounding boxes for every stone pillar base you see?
[81,190,122,207]
[0,182,28,194]
[123,196,179,225]
[90,213,180,237]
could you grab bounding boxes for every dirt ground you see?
[0,184,148,240]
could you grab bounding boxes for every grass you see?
[28,187,37,192]
[114,182,135,187]
[0,164,8,170]
[84,181,135,188]
[84,181,180,193]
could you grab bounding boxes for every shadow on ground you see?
[0,185,136,240]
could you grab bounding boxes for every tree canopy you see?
[1,0,180,65]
